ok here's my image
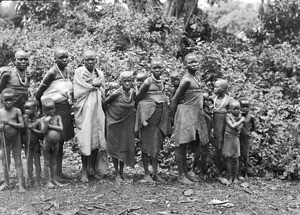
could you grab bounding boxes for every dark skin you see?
[225,101,245,184]
[0,50,30,94]
[135,59,165,183]
[41,100,63,188]
[239,99,255,179]
[103,73,135,182]
[23,101,43,187]
[80,50,104,183]
[35,47,71,180]
[170,53,203,185]
[0,91,26,193]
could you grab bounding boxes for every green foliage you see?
[259,0,300,45]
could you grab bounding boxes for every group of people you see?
[0,48,255,193]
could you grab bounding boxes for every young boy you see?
[170,53,209,185]
[210,79,233,181]
[41,98,63,188]
[0,88,26,193]
[239,97,255,179]
[222,99,245,184]
[23,99,43,187]
[168,71,180,99]
[103,71,136,182]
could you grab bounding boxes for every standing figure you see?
[73,50,108,182]
[103,72,136,182]
[23,99,43,187]
[170,53,209,185]
[0,88,25,193]
[222,99,245,184]
[239,97,255,179]
[168,71,180,99]
[36,47,75,180]
[135,58,171,183]
[41,98,63,188]
[0,50,30,113]
[210,79,233,181]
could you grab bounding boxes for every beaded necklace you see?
[15,67,27,86]
[151,74,164,91]
[55,64,66,80]
[213,94,227,110]
[121,88,133,103]
[187,72,201,88]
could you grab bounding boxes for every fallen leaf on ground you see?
[183,189,194,196]
[221,203,234,208]
[240,182,250,189]
[157,211,170,215]
[208,199,229,205]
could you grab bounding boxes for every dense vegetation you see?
[1,0,300,179]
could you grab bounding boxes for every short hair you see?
[136,72,147,80]
[42,98,55,108]
[238,97,250,106]
[215,79,228,90]
[25,99,40,108]
[229,99,240,108]
[2,88,15,97]
[120,71,133,80]
[184,53,198,63]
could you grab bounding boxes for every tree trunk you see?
[162,0,172,16]
[183,0,198,30]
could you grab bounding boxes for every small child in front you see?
[222,99,245,184]
[135,72,147,92]
[239,97,255,179]
[23,99,43,187]
[103,72,136,182]
[41,98,63,188]
[0,88,26,193]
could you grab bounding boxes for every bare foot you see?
[153,175,166,183]
[93,173,105,180]
[115,175,123,183]
[244,175,249,180]
[218,177,231,185]
[19,185,26,193]
[58,173,74,180]
[178,175,194,185]
[45,181,56,189]
[52,180,63,187]
[185,173,199,182]
[0,183,9,191]
[144,174,155,183]
[81,174,89,183]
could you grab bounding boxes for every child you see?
[210,79,233,182]
[103,71,136,182]
[222,99,245,184]
[239,97,255,179]
[0,88,26,193]
[135,72,147,92]
[23,99,43,187]
[170,53,209,184]
[41,98,63,188]
[106,82,120,97]
[168,71,180,99]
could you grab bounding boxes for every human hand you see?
[2,120,9,125]
[142,121,148,126]
[241,116,245,122]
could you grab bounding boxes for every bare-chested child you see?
[169,71,180,99]
[223,99,245,184]
[135,72,147,92]
[23,99,43,187]
[41,98,63,188]
[170,53,209,184]
[0,88,26,193]
[103,72,136,182]
[209,79,233,183]
[239,97,255,180]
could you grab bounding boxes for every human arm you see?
[170,77,190,118]
[226,115,245,129]
[47,115,63,132]
[35,68,56,102]
[31,119,43,135]
[102,90,119,107]
[3,109,24,129]
[0,71,11,94]
[135,79,150,104]
[250,116,256,132]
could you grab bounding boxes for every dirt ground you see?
[0,145,300,215]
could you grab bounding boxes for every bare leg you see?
[112,157,122,182]
[119,161,125,180]
[233,158,239,183]
[43,149,55,188]
[33,152,41,187]
[244,155,249,180]
[215,148,222,176]
[226,157,233,183]
[81,155,89,183]
[0,144,10,191]
[175,144,193,185]
[12,140,26,193]
[27,149,34,185]
[152,153,165,183]
[142,152,154,183]
[51,144,63,187]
